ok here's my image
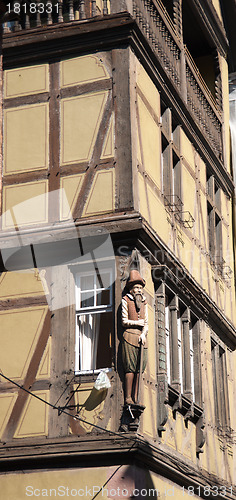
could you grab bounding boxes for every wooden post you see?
[169,295,181,392]
[182,308,192,400]
[136,342,144,404]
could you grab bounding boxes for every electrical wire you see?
[0,370,138,444]
[0,370,234,495]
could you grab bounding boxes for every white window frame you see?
[75,268,113,375]
[189,324,195,402]
[177,314,183,394]
[165,303,171,385]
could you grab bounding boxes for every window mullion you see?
[169,295,181,392]
[182,308,192,400]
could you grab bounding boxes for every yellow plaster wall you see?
[142,384,157,438]
[0,306,48,380]
[4,64,49,98]
[2,180,48,228]
[72,382,108,434]
[178,128,195,171]
[60,173,85,220]
[135,63,160,180]
[136,61,160,118]
[150,473,200,500]
[137,104,235,324]
[0,465,205,500]
[0,468,110,500]
[4,103,49,175]
[199,189,208,247]
[162,408,196,464]
[82,169,115,216]
[61,91,108,165]
[36,338,51,379]
[0,270,45,299]
[0,393,17,439]
[60,54,109,87]
[197,154,207,188]
[14,391,49,438]
[101,113,115,159]
[138,173,170,241]
[181,165,196,220]
[136,94,161,188]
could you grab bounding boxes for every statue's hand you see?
[137,319,145,327]
[139,332,146,345]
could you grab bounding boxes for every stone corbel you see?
[120,403,145,432]
[157,374,169,434]
[196,414,206,455]
[184,401,194,425]
[172,392,182,418]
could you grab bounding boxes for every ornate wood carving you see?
[155,282,168,433]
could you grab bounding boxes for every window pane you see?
[165,305,171,384]
[80,291,94,308]
[189,327,195,402]
[76,313,99,371]
[96,271,111,290]
[80,274,94,291]
[75,311,112,372]
[177,316,183,394]
[96,289,111,306]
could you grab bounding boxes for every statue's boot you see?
[133,373,140,404]
[125,372,134,405]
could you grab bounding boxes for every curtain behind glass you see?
[78,313,101,371]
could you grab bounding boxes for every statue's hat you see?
[126,270,146,288]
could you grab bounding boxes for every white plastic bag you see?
[94,371,111,391]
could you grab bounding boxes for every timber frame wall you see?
[0,1,235,499]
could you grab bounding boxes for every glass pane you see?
[80,291,94,308]
[77,313,99,371]
[76,311,112,371]
[96,271,111,290]
[177,316,183,394]
[96,289,111,306]
[189,327,195,402]
[80,274,94,291]
[96,311,113,369]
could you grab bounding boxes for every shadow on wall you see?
[83,387,108,411]
[90,442,159,499]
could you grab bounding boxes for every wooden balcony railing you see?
[3,0,223,160]
[132,0,223,159]
[133,0,181,89]
[3,0,110,32]
[185,46,222,158]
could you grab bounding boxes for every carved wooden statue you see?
[122,270,148,405]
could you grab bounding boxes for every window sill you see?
[74,367,113,383]
[168,386,203,423]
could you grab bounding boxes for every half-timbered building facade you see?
[0,1,235,498]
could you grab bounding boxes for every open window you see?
[75,268,113,374]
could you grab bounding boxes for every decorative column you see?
[173,0,182,39]
[156,282,168,433]
[110,0,133,15]
[173,0,187,103]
